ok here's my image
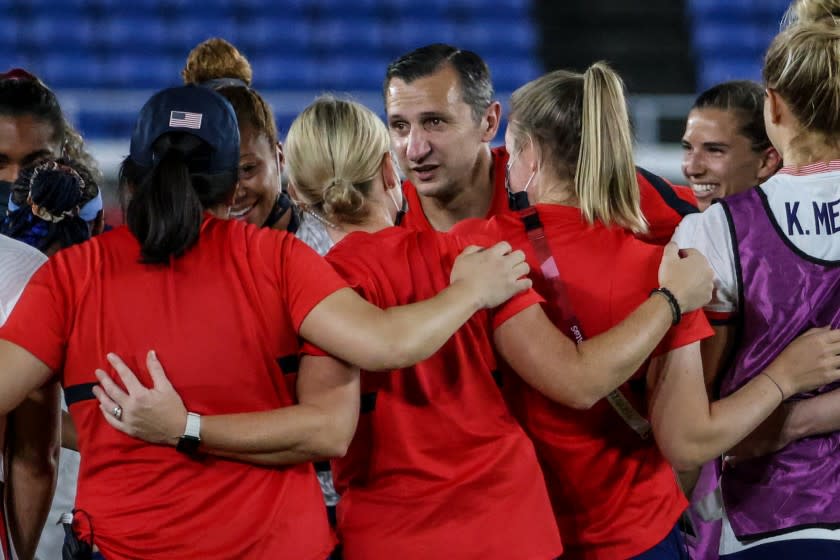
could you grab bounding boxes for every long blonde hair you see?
[285,95,391,224]
[764,20,840,140]
[508,62,645,233]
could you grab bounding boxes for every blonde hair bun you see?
[323,177,366,219]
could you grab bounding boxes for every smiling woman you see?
[182,38,333,254]
[681,81,781,210]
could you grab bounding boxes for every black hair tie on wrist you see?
[650,287,682,326]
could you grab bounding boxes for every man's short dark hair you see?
[384,43,494,122]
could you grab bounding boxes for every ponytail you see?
[121,132,236,264]
[578,62,646,233]
[126,152,202,264]
[509,63,645,232]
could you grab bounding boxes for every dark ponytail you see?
[121,132,236,264]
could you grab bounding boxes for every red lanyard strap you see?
[519,207,651,440]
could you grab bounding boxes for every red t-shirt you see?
[452,206,713,560]
[313,227,562,560]
[0,218,347,560]
[401,145,698,245]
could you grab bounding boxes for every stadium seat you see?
[456,18,535,55]
[38,53,102,88]
[237,17,313,55]
[692,23,770,59]
[0,17,20,50]
[97,17,168,52]
[697,58,763,91]
[251,54,320,90]
[319,55,391,90]
[311,17,387,53]
[484,56,541,91]
[101,54,181,89]
[78,110,138,139]
[6,0,541,143]
[165,17,239,53]
[386,19,458,52]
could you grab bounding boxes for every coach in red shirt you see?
[384,43,698,243]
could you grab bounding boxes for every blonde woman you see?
[91,95,720,559]
[673,3,840,556]
[454,62,840,559]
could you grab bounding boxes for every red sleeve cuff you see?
[704,309,737,325]
[492,289,545,330]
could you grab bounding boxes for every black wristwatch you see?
[176,412,201,455]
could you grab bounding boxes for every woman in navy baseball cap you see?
[0,84,531,559]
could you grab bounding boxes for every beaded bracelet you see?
[650,287,682,326]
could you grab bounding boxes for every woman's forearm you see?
[300,283,483,372]
[301,243,531,371]
[651,347,783,471]
[196,403,351,459]
[785,388,840,442]
[573,295,674,404]
[496,295,673,410]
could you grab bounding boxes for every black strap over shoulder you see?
[516,205,652,439]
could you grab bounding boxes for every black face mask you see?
[394,195,408,226]
[505,163,531,211]
[263,191,295,231]
[0,179,12,217]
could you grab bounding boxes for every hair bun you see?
[182,38,253,86]
[28,161,85,222]
[322,176,365,220]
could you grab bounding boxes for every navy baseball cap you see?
[129,85,240,174]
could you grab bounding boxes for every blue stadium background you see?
[0,0,796,181]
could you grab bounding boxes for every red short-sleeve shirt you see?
[453,206,712,560]
[317,227,562,560]
[0,218,347,560]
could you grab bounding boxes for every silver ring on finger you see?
[113,406,123,421]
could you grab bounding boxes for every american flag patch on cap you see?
[169,111,203,129]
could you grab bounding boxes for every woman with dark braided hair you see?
[1,158,102,255]
[182,38,332,254]
[0,69,102,227]
[0,68,102,560]
[0,158,101,560]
